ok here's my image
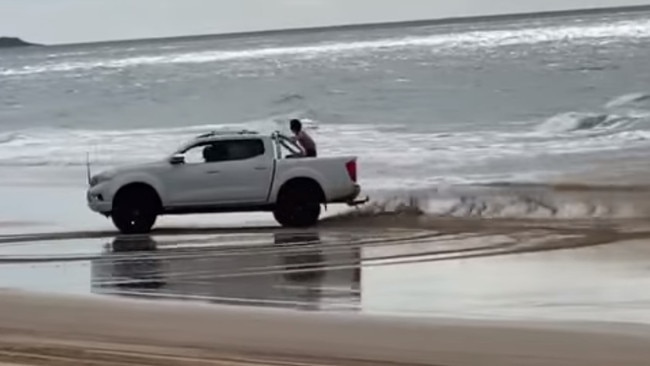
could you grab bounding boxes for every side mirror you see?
[169,154,185,165]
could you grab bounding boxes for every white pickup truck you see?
[86,130,366,234]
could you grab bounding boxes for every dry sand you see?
[2,270,650,366]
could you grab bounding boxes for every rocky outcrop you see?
[0,37,39,48]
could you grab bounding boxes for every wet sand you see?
[3,183,650,364]
[3,220,650,321]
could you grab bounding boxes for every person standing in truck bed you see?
[290,119,317,157]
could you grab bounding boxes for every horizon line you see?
[23,3,650,48]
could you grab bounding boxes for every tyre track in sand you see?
[1,217,649,309]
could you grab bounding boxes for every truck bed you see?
[272,155,360,203]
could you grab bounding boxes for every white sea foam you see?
[1,101,650,190]
[533,112,646,134]
[605,92,650,109]
[2,17,650,76]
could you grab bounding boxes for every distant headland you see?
[0,37,40,48]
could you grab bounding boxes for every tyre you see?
[111,186,160,234]
[273,184,322,227]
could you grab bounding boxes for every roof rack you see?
[195,129,260,139]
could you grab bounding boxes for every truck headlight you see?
[90,173,113,187]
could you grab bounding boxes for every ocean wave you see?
[0,119,648,188]
[1,93,649,189]
[605,92,650,109]
[273,93,306,105]
[533,93,650,134]
[0,132,20,144]
[534,112,636,133]
[2,17,650,76]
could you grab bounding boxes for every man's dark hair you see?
[290,119,302,132]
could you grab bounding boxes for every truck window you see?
[181,138,266,164]
[204,139,265,162]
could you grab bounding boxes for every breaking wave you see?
[533,93,650,134]
[605,92,650,109]
[1,92,650,193]
[534,111,644,134]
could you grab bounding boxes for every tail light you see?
[345,160,357,182]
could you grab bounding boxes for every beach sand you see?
[2,289,650,366]
[2,181,650,365]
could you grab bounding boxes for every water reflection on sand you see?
[1,219,650,324]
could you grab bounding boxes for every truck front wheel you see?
[273,185,322,227]
[111,185,159,234]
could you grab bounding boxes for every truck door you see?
[164,138,273,206]
[208,138,275,204]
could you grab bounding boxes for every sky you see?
[1,0,650,45]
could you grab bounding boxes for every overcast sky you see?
[1,0,650,45]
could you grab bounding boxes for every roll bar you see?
[271,131,302,157]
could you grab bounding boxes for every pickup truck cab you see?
[86,130,365,234]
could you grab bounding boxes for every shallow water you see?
[2,220,650,324]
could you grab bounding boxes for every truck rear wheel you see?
[273,185,322,228]
[111,186,159,234]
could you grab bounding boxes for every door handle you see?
[254,166,268,170]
